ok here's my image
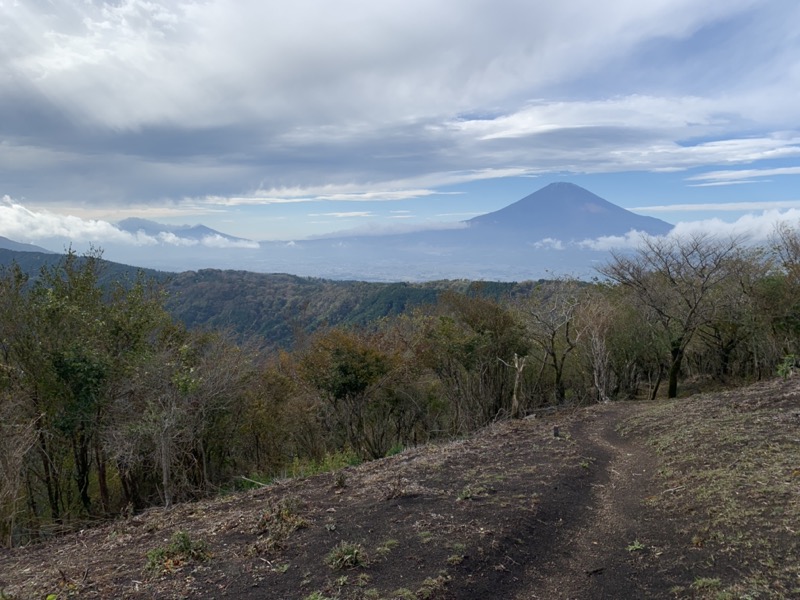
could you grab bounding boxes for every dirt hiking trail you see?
[517,402,665,599]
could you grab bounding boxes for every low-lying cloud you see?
[311,220,469,239]
[0,197,134,244]
[0,197,258,249]
[578,209,800,250]
[3,197,799,260]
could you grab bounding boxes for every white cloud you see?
[202,188,450,207]
[686,181,762,188]
[308,211,374,219]
[2,0,779,138]
[312,221,469,239]
[0,196,136,243]
[633,200,800,212]
[0,197,258,248]
[2,0,800,240]
[578,230,649,251]
[582,132,800,173]
[451,95,723,141]
[532,237,565,250]
[687,166,800,185]
[155,232,196,247]
[2,0,763,131]
[578,210,800,250]
[669,210,800,241]
[198,234,259,249]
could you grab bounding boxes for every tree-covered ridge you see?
[159,271,537,348]
[0,248,169,283]
[0,249,536,349]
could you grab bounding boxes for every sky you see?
[1,0,800,246]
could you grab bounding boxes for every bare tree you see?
[577,290,616,403]
[498,353,527,417]
[598,233,742,398]
[520,279,587,404]
[772,221,800,283]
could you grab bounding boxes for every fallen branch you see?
[239,476,269,488]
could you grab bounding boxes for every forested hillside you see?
[160,271,537,348]
[2,227,800,548]
[0,249,170,290]
[0,249,534,349]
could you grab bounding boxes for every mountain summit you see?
[467,182,672,240]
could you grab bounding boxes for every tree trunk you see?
[667,347,684,399]
[94,440,110,514]
[649,365,663,401]
[37,429,61,523]
[160,424,172,509]
[72,428,92,514]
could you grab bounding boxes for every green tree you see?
[599,234,742,398]
[422,293,528,430]
[300,329,394,459]
[0,249,212,538]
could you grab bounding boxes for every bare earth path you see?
[517,401,666,599]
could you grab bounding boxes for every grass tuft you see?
[144,531,210,575]
[326,541,367,570]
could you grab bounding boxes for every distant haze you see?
[2,183,677,281]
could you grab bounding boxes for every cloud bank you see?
[0,0,798,232]
[576,209,800,251]
[0,197,258,249]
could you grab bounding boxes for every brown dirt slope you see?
[1,378,798,599]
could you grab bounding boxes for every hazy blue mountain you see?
[0,236,55,254]
[117,218,256,243]
[466,182,672,240]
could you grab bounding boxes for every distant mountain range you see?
[1,183,673,281]
[116,218,255,244]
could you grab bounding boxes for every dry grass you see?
[621,378,800,599]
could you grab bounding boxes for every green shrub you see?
[145,531,210,575]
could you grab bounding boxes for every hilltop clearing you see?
[1,378,798,599]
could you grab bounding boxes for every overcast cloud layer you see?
[1,0,800,242]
